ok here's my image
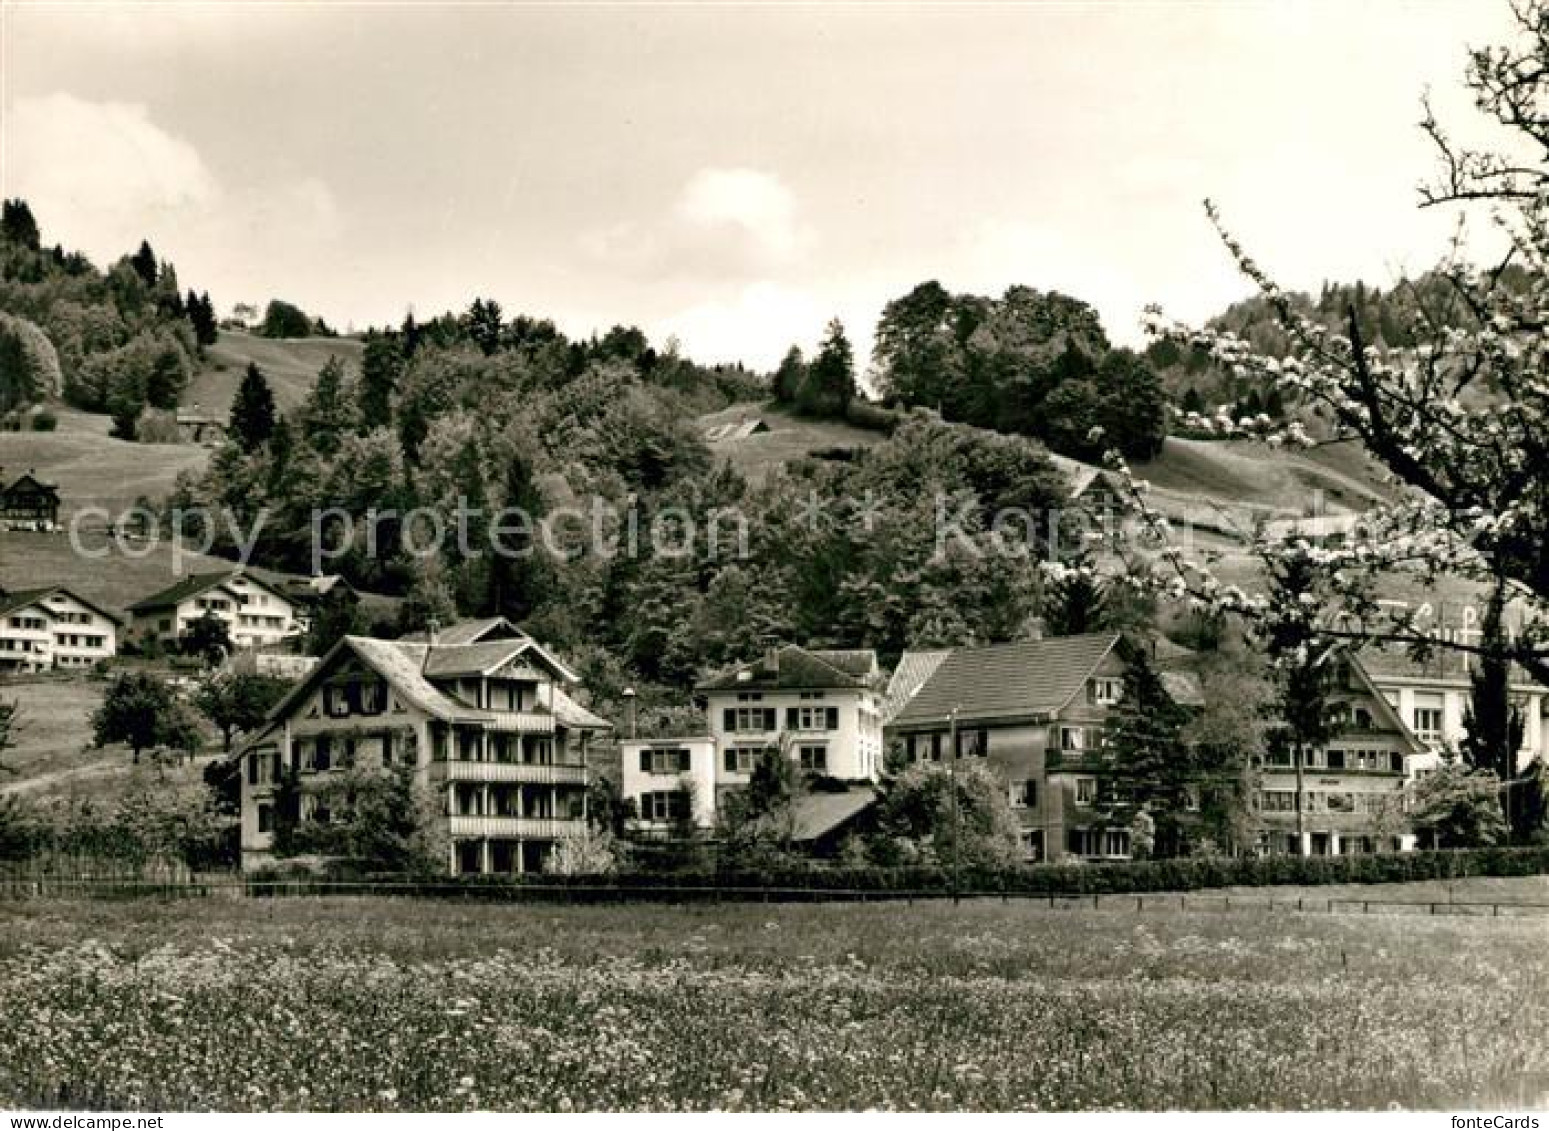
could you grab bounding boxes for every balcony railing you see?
[474,711,554,735]
[434,761,587,786]
[446,815,582,840]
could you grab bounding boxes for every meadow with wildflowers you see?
[0,896,1545,1111]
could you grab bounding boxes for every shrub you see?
[28,410,56,432]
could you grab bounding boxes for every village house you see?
[174,405,227,446]
[127,569,299,652]
[1253,652,1426,856]
[236,616,611,875]
[0,586,119,672]
[617,644,885,835]
[0,467,60,530]
[885,633,1163,863]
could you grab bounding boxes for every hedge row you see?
[247,846,1549,902]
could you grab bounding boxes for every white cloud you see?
[675,167,802,264]
[4,93,222,258]
[4,93,343,316]
[582,166,809,281]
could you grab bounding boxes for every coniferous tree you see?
[797,319,856,418]
[773,345,807,404]
[357,335,403,431]
[1461,587,1527,835]
[129,239,159,287]
[230,361,278,452]
[1,199,40,250]
[1102,640,1193,856]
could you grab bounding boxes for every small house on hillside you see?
[176,405,227,445]
[0,467,60,530]
[703,418,770,443]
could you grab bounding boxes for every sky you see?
[0,0,1524,371]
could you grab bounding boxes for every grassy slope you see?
[0,529,240,613]
[2,408,209,519]
[185,331,364,417]
[0,677,218,803]
[698,402,888,486]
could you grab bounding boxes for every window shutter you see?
[723,708,737,732]
[676,749,690,772]
[639,749,652,773]
[724,748,737,772]
[764,708,777,731]
[786,706,798,729]
[826,707,839,731]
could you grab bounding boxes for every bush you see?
[844,399,901,434]
[29,410,56,432]
[239,845,1549,902]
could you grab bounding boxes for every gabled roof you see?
[2,585,125,626]
[1,471,59,497]
[422,638,534,679]
[882,649,952,723]
[1343,652,1429,756]
[1355,642,1544,690]
[127,569,288,614]
[810,649,879,680]
[891,633,1121,727]
[260,633,607,730]
[404,616,529,647]
[696,644,878,693]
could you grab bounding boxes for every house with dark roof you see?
[619,644,885,835]
[886,633,1140,862]
[0,467,60,530]
[0,586,120,672]
[236,620,611,875]
[127,569,298,651]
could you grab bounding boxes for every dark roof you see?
[810,650,878,679]
[420,639,531,678]
[788,787,878,843]
[891,633,1121,727]
[696,644,877,692]
[0,585,122,625]
[1,471,59,496]
[401,616,529,647]
[128,570,238,613]
[0,587,56,619]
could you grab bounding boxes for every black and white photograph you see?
[1,0,1548,1117]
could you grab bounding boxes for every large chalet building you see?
[0,586,119,672]
[619,644,885,835]
[236,617,611,875]
[1254,652,1426,856]
[127,569,299,652]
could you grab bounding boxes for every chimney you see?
[622,687,638,739]
[765,644,780,674]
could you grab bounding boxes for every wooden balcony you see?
[433,761,587,786]
[446,815,582,840]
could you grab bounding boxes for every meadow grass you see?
[0,894,1544,1112]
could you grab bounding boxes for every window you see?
[1258,790,1297,812]
[723,746,761,774]
[359,681,386,715]
[1011,780,1037,809]
[725,707,775,733]
[1304,748,1326,769]
[788,706,838,732]
[1325,792,1355,813]
[798,691,826,701]
[324,684,351,718]
[956,727,988,758]
[799,745,827,772]
[1059,726,1085,752]
[313,736,332,772]
[1412,707,1443,743]
[640,790,691,822]
[736,692,764,702]
[1019,829,1045,862]
[1090,678,1123,706]
[1102,829,1129,857]
[247,753,260,786]
[639,747,691,774]
[1326,748,1346,770]
[257,804,273,834]
[1074,777,1097,805]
